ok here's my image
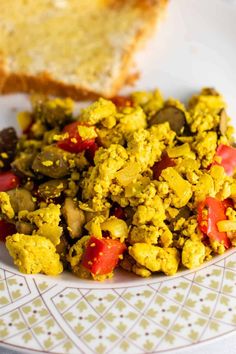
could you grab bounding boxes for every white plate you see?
[1,0,236,353]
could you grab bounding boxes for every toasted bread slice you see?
[0,0,168,99]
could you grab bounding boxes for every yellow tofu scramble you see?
[1,88,236,281]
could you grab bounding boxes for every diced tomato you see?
[197,201,208,235]
[197,197,231,248]
[82,236,127,275]
[0,172,20,192]
[152,153,176,180]
[0,220,16,242]
[213,144,236,176]
[222,198,234,210]
[84,142,99,165]
[111,96,133,108]
[57,121,96,153]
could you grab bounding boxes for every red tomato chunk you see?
[152,153,176,180]
[82,236,127,275]
[57,121,96,153]
[213,144,236,176]
[197,197,231,248]
[0,172,20,192]
[111,96,133,108]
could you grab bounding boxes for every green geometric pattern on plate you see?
[0,251,236,354]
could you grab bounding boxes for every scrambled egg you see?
[0,192,15,219]
[2,88,236,280]
[82,144,128,210]
[80,98,117,125]
[6,233,63,275]
[182,239,205,269]
[19,204,62,245]
[129,243,180,276]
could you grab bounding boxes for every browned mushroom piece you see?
[7,188,36,213]
[219,108,228,136]
[0,127,18,170]
[16,221,35,235]
[38,179,67,200]
[176,205,191,220]
[124,206,135,226]
[149,106,186,135]
[62,197,85,239]
[12,153,36,178]
[31,95,72,128]
[32,146,70,178]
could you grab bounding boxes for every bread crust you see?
[0,0,168,100]
[0,68,98,100]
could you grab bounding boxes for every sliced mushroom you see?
[7,188,36,213]
[176,205,191,220]
[16,221,34,235]
[32,95,72,128]
[149,106,186,135]
[38,179,67,200]
[219,108,228,136]
[12,153,36,178]
[0,127,18,170]
[124,206,135,226]
[62,197,85,239]
[32,146,70,178]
